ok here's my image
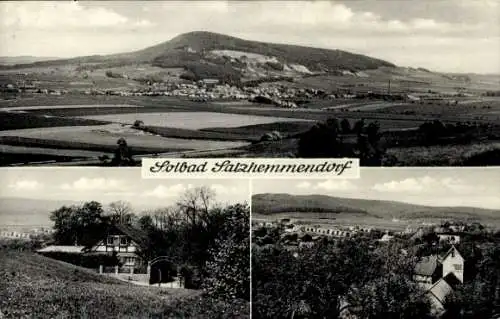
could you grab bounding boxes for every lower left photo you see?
[0,168,250,319]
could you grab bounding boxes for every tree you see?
[107,200,134,225]
[347,273,432,319]
[340,119,351,134]
[110,138,134,166]
[136,215,154,231]
[49,201,106,246]
[203,203,250,301]
[297,118,345,158]
[177,186,216,225]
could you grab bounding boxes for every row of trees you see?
[297,117,388,166]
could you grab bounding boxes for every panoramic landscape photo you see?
[0,1,499,166]
[251,168,500,318]
[0,168,250,318]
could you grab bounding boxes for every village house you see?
[86,224,148,273]
[413,246,465,314]
[437,234,461,244]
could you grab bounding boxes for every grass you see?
[202,121,314,138]
[139,125,258,142]
[387,141,500,166]
[0,111,110,131]
[0,250,201,319]
[0,136,191,155]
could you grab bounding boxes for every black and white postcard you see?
[0,1,499,167]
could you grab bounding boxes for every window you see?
[120,237,129,246]
[451,250,455,257]
[107,236,113,245]
[453,264,463,271]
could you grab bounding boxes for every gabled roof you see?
[440,245,463,261]
[85,223,149,251]
[414,255,439,276]
[428,278,453,305]
[443,272,462,289]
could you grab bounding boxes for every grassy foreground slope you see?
[0,250,200,319]
[252,193,500,221]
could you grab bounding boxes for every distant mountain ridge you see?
[0,197,81,228]
[0,56,61,65]
[0,31,395,81]
[252,193,500,221]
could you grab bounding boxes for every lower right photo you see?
[251,168,500,319]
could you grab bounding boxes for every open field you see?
[0,111,110,131]
[0,124,248,153]
[79,111,309,129]
[377,98,500,120]
[387,141,500,166]
[0,250,200,319]
[0,144,111,157]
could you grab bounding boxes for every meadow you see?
[0,125,247,153]
[0,250,203,319]
[79,111,308,129]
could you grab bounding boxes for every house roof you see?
[443,272,462,288]
[85,223,149,251]
[440,246,463,261]
[111,223,149,249]
[414,255,439,276]
[428,278,453,305]
[37,245,85,254]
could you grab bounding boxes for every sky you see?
[0,0,499,73]
[252,168,500,210]
[0,168,250,210]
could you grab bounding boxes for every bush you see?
[133,120,144,128]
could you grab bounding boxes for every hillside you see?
[252,193,500,221]
[0,31,395,82]
[0,250,200,318]
[0,56,61,65]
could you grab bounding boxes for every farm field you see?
[377,98,500,119]
[0,124,248,153]
[79,111,309,129]
[0,250,202,319]
[0,144,111,158]
[387,141,500,166]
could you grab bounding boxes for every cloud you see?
[296,181,312,189]
[372,176,481,194]
[314,180,358,191]
[8,180,43,191]
[295,180,357,191]
[60,177,126,191]
[0,2,153,30]
[210,183,241,195]
[142,184,191,199]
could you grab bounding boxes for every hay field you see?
[0,124,248,152]
[79,111,312,129]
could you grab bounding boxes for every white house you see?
[440,246,464,283]
[87,224,148,272]
[414,246,465,313]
